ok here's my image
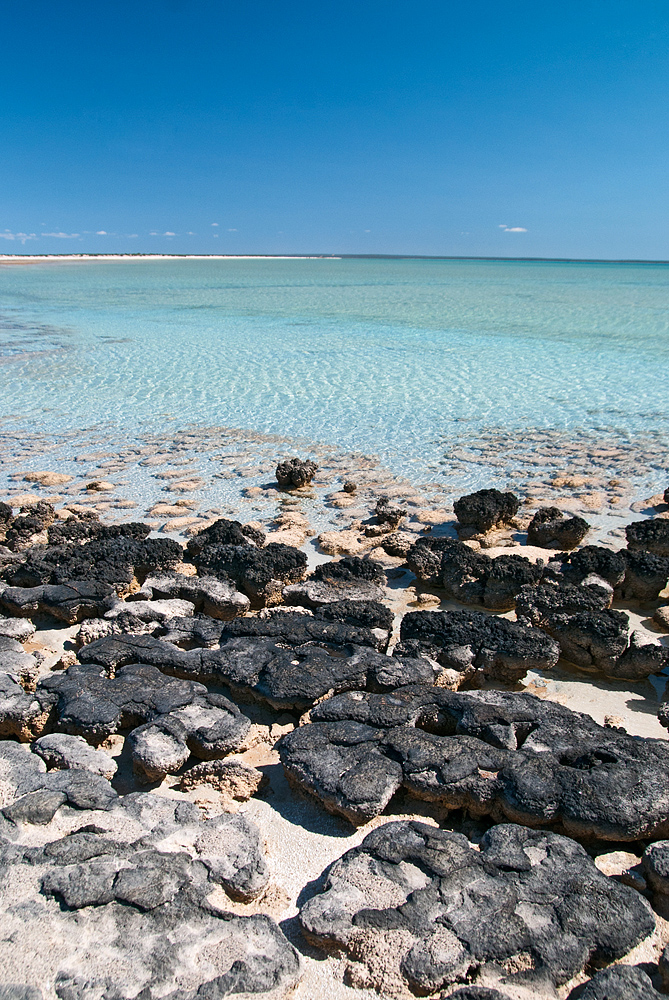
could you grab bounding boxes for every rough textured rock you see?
[192,542,307,607]
[617,549,669,602]
[454,489,520,533]
[79,633,438,711]
[626,518,669,557]
[0,581,116,623]
[131,571,251,619]
[313,555,386,586]
[75,611,159,646]
[0,786,295,996]
[0,673,55,740]
[39,662,252,780]
[318,599,394,633]
[395,609,560,684]
[180,758,269,804]
[299,820,653,995]
[186,516,265,555]
[516,583,667,679]
[33,733,117,779]
[3,502,56,551]
[375,496,407,526]
[279,684,669,837]
[0,635,40,685]
[527,507,590,549]
[0,614,36,641]
[549,546,627,588]
[106,595,196,622]
[47,517,151,546]
[283,577,385,608]
[569,966,663,999]
[275,456,318,488]
[218,609,389,651]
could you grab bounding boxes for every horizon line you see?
[1,252,668,265]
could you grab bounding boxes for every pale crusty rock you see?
[180,758,268,807]
[0,615,36,642]
[33,733,117,780]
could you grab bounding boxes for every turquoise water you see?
[0,257,667,488]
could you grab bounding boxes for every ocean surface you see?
[0,256,667,501]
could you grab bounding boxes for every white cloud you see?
[163,231,176,236]
[128,234,138,238]
[41,232,80,238]
[227,228,237,232]
[0,231,37,244]
[211,222,219,226]
[498,224,508,228]
[149,231,158,236]
[187,231,195,235]
[503,227,527,233]
[96,230,107,235]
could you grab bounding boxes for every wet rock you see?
[627,518,669,557]
[39,662,251,780]
[0,793,296,995]
[569,966,662,1000]
[0,635,40,685]
[192,542,307,608]
[617,549,669,602]
[78,632,437,711]
[186,516,265,556]
[343,480,357,493]
[454,489,520,534]
[0,615,36,641]
[275,456,318,489]
[132,571,251,619]
[33,733,117,780]
[395,609,560,684]
[0,581,116,624]
[527,507,590,549]
[280,684,669,837]
[375,496,407,527]
[298,820,653,995]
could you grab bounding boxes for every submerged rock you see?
[275,456,318,489]
[279,684,669,837]
[527,507,589,549]
[395,608,560,684]
[299,820,652,995]
[454,489,520,533]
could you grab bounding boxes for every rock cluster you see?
[275,456,318,489]
[454,488,520,533]
[279,685,669,837]
[527,506,590,549]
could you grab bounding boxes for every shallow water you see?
[0,257,667,496]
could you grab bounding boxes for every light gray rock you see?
[33,733,117,780]
[0,615,36,642]
[0,635,40,686]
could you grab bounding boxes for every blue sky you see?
[1,1,667,258]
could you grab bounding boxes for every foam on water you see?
[0,257,667,498]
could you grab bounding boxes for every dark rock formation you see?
[131,571,250,619]
[282,577,385,607]
[375,496,407,526]
[38,662,251,780]
[279,684,669,837]
[0,673,55,740]
[626,518,669,557]
[78,633,438,711]
[548,545,627,588]
[617,549,669,602]
[318,599,394,633]
[4,502,56,551]
[516,583,667,679]
[343,480,357,493]
[0,635,40,686]
[275,456,318,489]
[192,542,307,607]
[47,517,151,546]
[527,507,589,549]
[298,820,652,995]
[0,581,115,623]
[454,489,520,533]
[313,555,386,585]
[33,733,117,779]
[569,966,663,1000]
[186,517,265,556]
[395,609,560,684]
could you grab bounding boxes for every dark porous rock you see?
[39,661,251,780]
[0,614,36,641]
[218,608,387,651]
[283,577,385,608]
[0,793,297,996]
[641,840,669,903]
[78,631,436,711]
[313,555,386,586]
[527,507,590,549]
[627,518,669,557]
[298,820,653,996]
[516,583,667,679]
[441,543,491,604]
[375,496,407,527]
[0,581,116,624]
[157,613,230,648]
[4,502,56,551]
[396,609,559,684]
[483,554,543,610]
[132,571,250,619]
[552,545,627,588]
[569,965,663,999]
[3,536,184,590]
[379,530,416,557]
[186,516,265,556]
[445,990,513,1000]
[33,733,117,779]
[318,599,394,633]
[0,673,56,740]
[47,518,151,546]
[276,456,318,489]
[617,549,669,602]
[280,684,669,837]
[192,542,307,608]
[0,501,13,524]
[454,489,520,534]
[0,635,40,686]
[343,480,357,493]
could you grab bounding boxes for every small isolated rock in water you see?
[343,480,357,494]
[454,488,520,534]
[32,733,117,780]
[298,820,653,996]
[626,517,669,557]
[24,471,72,487]
[180,758,268,805]
[375,496,407,527]
[527,506,589,549]
[275,456,318,489]
[85,480,115,492]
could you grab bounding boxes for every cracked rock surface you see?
[299,820,652,995]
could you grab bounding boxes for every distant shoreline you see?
[0,253,668,265]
